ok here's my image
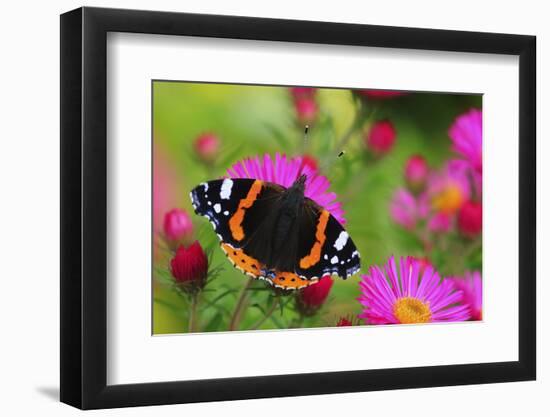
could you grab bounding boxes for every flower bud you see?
[366,120,396,157]
[294,98,318,124]
[296,276,333,316]
[457,200,482,238]
[163,208,193,247]
[170,241,208,293]
[290,87,316,100]
[194,133,220,164]
[405,155,429,193]
[336,317,353,326]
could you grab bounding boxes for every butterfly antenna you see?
[303,124,309,148]
[319,149,346,173]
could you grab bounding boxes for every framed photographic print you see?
[60,6,536,409]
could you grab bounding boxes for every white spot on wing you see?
[223,210,229,216]
[220,178,233,200]
[201,182,209,192]
[333,231,349,251]
[330,256,339,264]
[213,203,221,213]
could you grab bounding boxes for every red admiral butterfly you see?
[190,174,360,290]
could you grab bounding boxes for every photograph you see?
[152,81,483,334]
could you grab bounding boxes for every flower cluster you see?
[390,109,482,240]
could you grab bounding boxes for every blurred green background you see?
[152,81,481,334]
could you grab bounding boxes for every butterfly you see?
[190,174,360,290]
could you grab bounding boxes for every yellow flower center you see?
[393,297,432,324]
[431,184,464,214]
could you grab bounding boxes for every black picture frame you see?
[60,6,536,410]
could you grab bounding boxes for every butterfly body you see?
[190,175,360,290]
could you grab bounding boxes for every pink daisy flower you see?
[358,256,470,324]
[227,153,345,224]
[389,188,429,230]
[451,271,482,320]
[449,108,482,174]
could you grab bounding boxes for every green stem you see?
[188,292,199,333]
[249,297,280,330]
[228,277,254,331]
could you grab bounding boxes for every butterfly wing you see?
[190,179,360,287]
[295,199,361,280]
[190,178,282,246]
[190,178,286,280]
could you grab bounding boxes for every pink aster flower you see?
[227,153,346,224]
[449,108,482,174]
[427,160,471,215]
[451,271,482,320]
[358,256,470,324]
[390,188,428,230]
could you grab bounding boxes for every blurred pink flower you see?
[356,90,407,99]
[405,155,429,193]
[290,87,316,100]
[194,132,220,164]
[227,153,345,224]
[366,120,396,156]
[294,98,318,124]
[449,108,482,174]
[163,208,193,244]
[390,188,428,230]
[458,200,482,238]
[427,160,471,215]
[358,256,470,324]
[451,271,482,320]
[428,212,452,233]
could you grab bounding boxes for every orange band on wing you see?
[299,210,330,269]
[270,271,318,290]
[228,180,263,241]
[221,242,264,278]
